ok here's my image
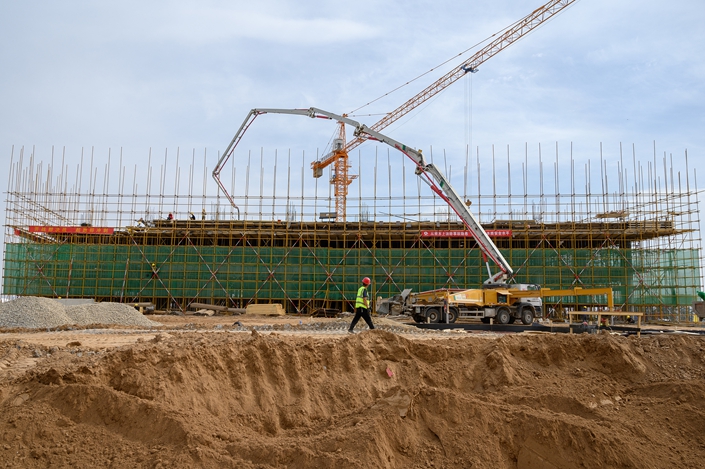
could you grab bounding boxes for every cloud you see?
[159,9,381,46]
[45,1,382,47]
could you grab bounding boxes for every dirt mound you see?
[1,330,704,468]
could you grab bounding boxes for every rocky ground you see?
[1,299,704,468]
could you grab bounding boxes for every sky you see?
[1,0,704,286]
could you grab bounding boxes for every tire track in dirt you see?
[0,356,40,381]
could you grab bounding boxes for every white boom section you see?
[214,107,513,283]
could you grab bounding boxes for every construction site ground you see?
[1,312,704,468]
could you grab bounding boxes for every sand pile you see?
[0,329,704,468]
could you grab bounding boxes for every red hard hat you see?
[362,277,371,286]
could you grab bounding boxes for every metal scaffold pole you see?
[2,144,702,318]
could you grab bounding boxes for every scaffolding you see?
[3,143,703,320]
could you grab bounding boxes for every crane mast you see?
[309,0,576,220]
[325,121,357,221]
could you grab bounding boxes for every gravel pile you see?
[66,303,160,327]
[0,297,159,329]
[0,296,72,329]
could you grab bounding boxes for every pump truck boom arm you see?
[213,106,513,283]
[345,116,513,284]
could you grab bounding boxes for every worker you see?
[167,213,173,221]
[348,277,375,333]
[202,208,206,220]
[189,212,196,220]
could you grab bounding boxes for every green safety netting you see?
[3,242,701,308]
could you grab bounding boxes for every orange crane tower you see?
[310,0,576,221]
[313,120,357,221]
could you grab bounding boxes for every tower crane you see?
[308,0,576,221]
[314,120,357,221]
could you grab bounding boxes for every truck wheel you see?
[521,306,535,325]
[496,307,511,325]
[426,308,441,323]
[445,307,458,323]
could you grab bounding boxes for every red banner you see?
[29,226,114,235]
[421,229,512,238]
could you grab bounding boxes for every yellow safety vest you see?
[355,286,368,309]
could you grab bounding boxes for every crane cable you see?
[348,0,579,119]
[464,66,473,157]
[347,13,528,116]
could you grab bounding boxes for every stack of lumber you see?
[245,303,285,316]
